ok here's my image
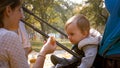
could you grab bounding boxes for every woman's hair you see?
[65,14,90,36]
[0,0,21,28]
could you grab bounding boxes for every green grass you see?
[31,40,72,52]
[30,41,44,52]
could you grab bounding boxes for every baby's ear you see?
[82,31,89,38]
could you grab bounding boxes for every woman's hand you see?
[39,36,57,56]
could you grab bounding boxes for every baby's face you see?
[66,23,86,44]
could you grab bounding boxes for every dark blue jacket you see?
[99,0,120,56]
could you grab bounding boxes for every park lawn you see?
[31,40,72,52]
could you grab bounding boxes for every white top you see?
[18,21,31,48]
[0,28,29,68]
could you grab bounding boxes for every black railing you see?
[22,6,68,38]
[21,20,82,59]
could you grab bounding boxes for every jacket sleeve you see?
[78,45,98,68]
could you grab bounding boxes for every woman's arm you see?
[33,36,56,68]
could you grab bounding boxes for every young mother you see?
[0,0,56,68]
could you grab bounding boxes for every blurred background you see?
[21,0,107,68]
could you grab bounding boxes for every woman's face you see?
[4,5,22,30]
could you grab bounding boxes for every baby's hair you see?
[65,14,90,35]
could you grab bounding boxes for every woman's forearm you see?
[33,52,46,68]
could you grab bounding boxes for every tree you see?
[23,0,55,40]
[80,0,109,32]
[22,0,79,37]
